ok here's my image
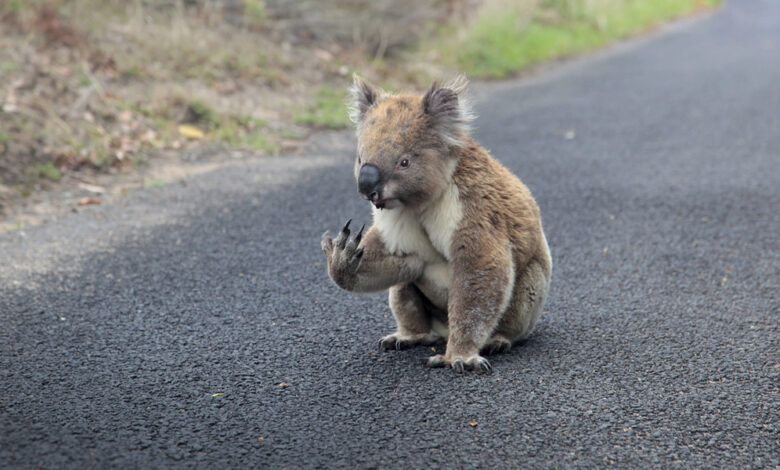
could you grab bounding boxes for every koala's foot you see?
[379,332,441,351]
[481,334,513,356]
[321,219,364,290]
[424,354,492,374]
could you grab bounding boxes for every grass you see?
[0,0,722,198]
[0,0,294,184]
[144,177,166,188]
[34,162,62,181]
[437,0,722,78]
[294,87,352,129]
[183,100,279,152]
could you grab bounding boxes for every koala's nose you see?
[358,164,381,199]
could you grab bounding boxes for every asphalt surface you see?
[1,1,778,468]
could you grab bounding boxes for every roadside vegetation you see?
[436,0,721,78]
[0,0,720,214]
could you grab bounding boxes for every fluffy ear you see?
[422,75,475,147]
[349,74,383,126]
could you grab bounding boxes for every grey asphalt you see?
[1,1,779,468]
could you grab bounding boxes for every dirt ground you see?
[0,1,719,233]
[0,1,450,230]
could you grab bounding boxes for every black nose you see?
[358,164,381,199]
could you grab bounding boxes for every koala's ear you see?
[349,74,383,125]
[422,75,475,147]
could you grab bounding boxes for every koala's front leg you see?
[426,241,514,374]
[321,219,423,293]
[379,283,443,351]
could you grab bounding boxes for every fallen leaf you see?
[564,129,576,140]
[278,382,289,388]
[77,197,101,206]
[78,182,106,194]
[602,246,608,254]
[468,420,478,427]
[178,124,205,139]
[211,392,224,397]
[257,437,264,442]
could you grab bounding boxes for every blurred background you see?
[0,0,719,221]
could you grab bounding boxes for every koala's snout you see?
[358,164,382,201]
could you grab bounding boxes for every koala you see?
[321,75,552,374]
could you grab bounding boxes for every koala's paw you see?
[321,219,364,290]
[480,334,513,356]
[379,332,441,351]
[424,354,493,374]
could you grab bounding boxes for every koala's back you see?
[448,140,551,340]
[452,140,547,267]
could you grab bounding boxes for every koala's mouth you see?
[372,198,399,210]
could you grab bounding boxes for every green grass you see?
[35,162,62,181]
[0,59,19,74]
[182,101,278,152]
[144,177,166,188]
[210,120,278,152]
[243,0,267,21]
[440,0,722,78]
[294,87,351,129]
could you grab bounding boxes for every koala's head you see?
[348,75,474,210]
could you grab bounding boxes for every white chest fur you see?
[373,206,441,262]
[373,182,463,263]
[419,183,462,261]
[372,182,463,307]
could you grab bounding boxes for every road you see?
[1,1,778,468]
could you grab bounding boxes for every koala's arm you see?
[322,221,423,293]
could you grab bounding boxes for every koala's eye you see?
[399,158,410,169]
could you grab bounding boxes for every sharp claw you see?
[395,340,402,350]
[354,224,365,245]
[379,337,394,351]
[355,248,364,259]
[336,221,351,249]
[480,360,493,374]
[452,359,464,374]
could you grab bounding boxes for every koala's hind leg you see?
[481,333,513,356]
[379,283,442,350]
[494,258,551,345]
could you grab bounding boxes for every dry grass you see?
[0,0,335,191]
[0,0,721,212]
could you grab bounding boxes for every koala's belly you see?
[414,262,451,310]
